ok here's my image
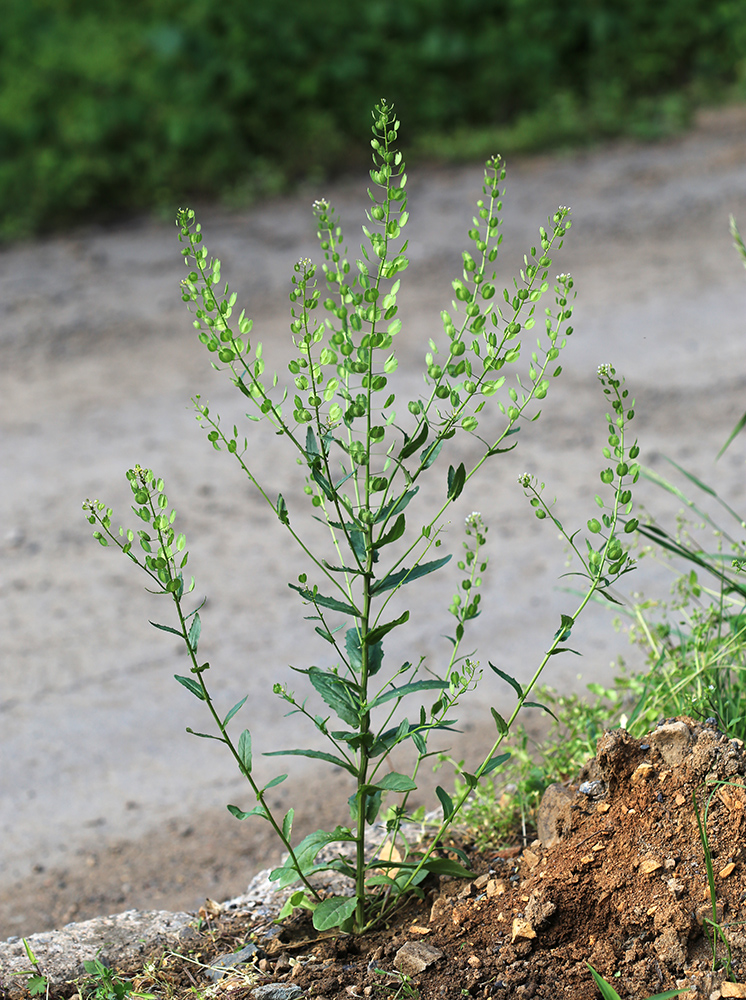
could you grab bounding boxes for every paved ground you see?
[2,104,746,938]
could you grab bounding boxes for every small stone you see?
[596,802,610,813]
[719,862,737,878]
[468,955,481,968]
[648,721,691,766]
[522,849,541,869]
[251,986,304,1000]
[631,762,655,783]
[536,783,574,847]
[473,874,490,890]
[721,983,746,997]
[511,918,537,942]
[393,941,443,976]
[486,879,506,897]
[639,858,663,874]
[206,943,260,982]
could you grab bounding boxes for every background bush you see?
[2,0,745,240]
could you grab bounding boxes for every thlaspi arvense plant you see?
[83,101,637,934]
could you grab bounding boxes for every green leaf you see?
[488,662,523,700]
[368,771,417,793]
[227,802,268,821]
[345,628,384,676]
[400,422,428,459]
[311,468,335,500]
[263,773,288,790]
[305,426,321,460]
[482,752,511,775]
[307,666,361,727]
[282,808,294,841]
[717,409,746,459]
[586,965,621,1000]
[223,695,248,726]
[421,858,473,878]
[187,612,201,652]
[369,679,448,709]
[150,620,183,638]
[185,727,223,741]
[277,493,290,525]
[374,512,405,549]
[270,826,355,888]
[447,462,466,501]
[366,610,410,646]
[264,747,356,775]
[375,487,418,523]
[371,555,451,595]
[420,439,443,469]
[237,729,252,773]
[288,583,359,617]
[312,896,357,931]
[490,707,509,735]
[174,674,206,700]
[436,785,454,820]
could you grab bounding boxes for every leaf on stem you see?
[375,487,419,523]
[237,729,252,774]
[436,785,454,820]
[447,462,466,501]
[366,610,410,646]
[307,666,361,727]
[312,896,357,931]
[490,707,509,735]
[371,555,451,595]
[345,628,384,676]
[150,620,183,638]
[488,662,523,700]
[187,612,201,653]
[288,583,359,617]
[482,752,511,775]
[174,674,206,700]
[400,422,429,459]
[420,857,474,878]
[223,695,248,727]
[264,747,356,775]
[369,678,448,709]
[227,802,269,821]
[374,512,406,549]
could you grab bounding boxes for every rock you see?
[251,985,304,1000]
[0,910,195,998]
[537,783,574,847]
[511,917,536,943]
[524,891,556,931]
[722,983,746,998]
[205,942,261,982]
[393,941,443,976]
[648,722,691,766]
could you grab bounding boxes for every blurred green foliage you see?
[2,0,745,239]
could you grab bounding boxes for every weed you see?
[77,955,154,1000]
[10,939,49,999]
[586,962,689,998]
[84,102,639,934]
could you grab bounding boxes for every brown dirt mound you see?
[10,717,746,1000]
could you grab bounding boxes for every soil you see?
[15,716,746,1000]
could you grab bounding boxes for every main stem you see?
[355,528,375,929]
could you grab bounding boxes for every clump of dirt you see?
[11,717,746,1000]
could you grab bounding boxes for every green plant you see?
[83,102,639,934]
[10,939,49,998]
[77,956,154,1000]
[586,962,689,999]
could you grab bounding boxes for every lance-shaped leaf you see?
[491,707,509,735]
[288,583,359,617]
[223,694,248,727]
[489,662,523,700]
[345,628,383,676]
[373,512,405,549]
[481,752,511,775]
[311,468,335,500]
[371,555,451,595]
[436,785,454,820]
[400,421,429,459]
[276,493,289,525]
[237,729,252,774]
[307,666,361,727]
[421,439,442,470]
[264,747,356,776]
[447,462,466,501]
[186,612,201,652]
[227,802,268,821]
[174,674,206,700]
[151,620,183,638]
[420,857,474,878]
[369,678,448,709]
[376,487,418,524]
[366,610,410,646]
